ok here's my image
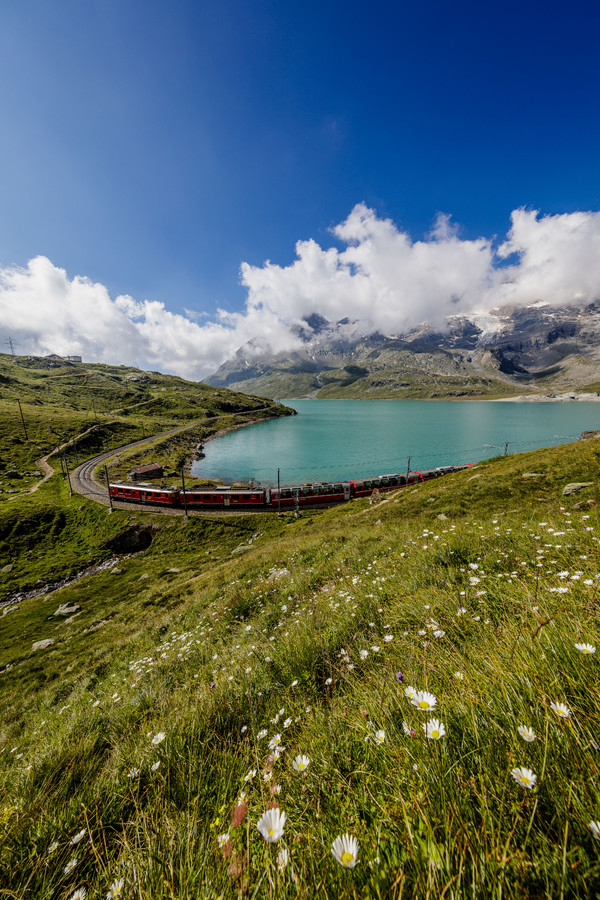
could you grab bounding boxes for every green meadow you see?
[1,357,600,897]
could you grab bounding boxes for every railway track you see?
[69,411,280,515]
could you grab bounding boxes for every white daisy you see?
[422,719,446,740]
[257,808,286,843]
[292,754,310,772]
[411,690,437,711]
[550,701,571,718]
[331,833,359,868]
[511,767,537,789]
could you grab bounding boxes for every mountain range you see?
[205,301,600,399]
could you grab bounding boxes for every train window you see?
[282,489,291,498]
[302,486,312,496]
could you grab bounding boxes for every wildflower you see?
[257,807,286,842]
[550,701,571,718]
[331,833,359,868]
[283,717,293,728]
[218,832,230,848]
[433,630,445,638]
[64,857,78,874]
[70,828,87,845]
[325,677,333,685]
[402,721,412,736]
[277,847,289,870]
[511,767,537,790]
[575,643,596,654]
[271,784,281,795]
[263,771,273,782]
[291,680,298,687]
[47,840,59,854]
[241,725,248,733]
[411,690,437,711]
[404,686,417,699]
[107,877,125,898]
[244,768,257,782]
[359,650,369,660]
[371,645,380,653]
[454,672,464,680]
[384,634,393,642]
[422,719,446,740]
[293,754,310,772]
[151,732,165,745]
[151,761,161,771]
[70,890,86,900]
[373,729,385,744]
[268,734,282,750]
[127,767,140,779]
[257,729,268,740]
[589,821,600,840]
[517,726,536,743]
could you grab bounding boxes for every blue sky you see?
[1,0,600,376]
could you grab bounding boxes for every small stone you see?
[139,573,149,580]
[53,603,81,617]
[563,482,594,496]
[437,513,448,520]
[32,639,54,651]
[111,568,123,574]
[1,564,13,573]
[522,473,544,479]
[167,567,181,573]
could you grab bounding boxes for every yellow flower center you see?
[419,701,429,709]
[432,729,439,739]
[268,829,274,837]
[342,851,354,866]
[522,776,530,784]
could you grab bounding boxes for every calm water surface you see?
[191,400,600,487]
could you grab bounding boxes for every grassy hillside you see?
[1,433,600,897]
[0,353,291,497]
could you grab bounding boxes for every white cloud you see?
[1,205,600,380]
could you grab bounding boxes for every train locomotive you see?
[108,464,471,511]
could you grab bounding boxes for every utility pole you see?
[63,454,73,497]
[504,442,509,456]
[181,469,189,519]
[16,399,28,440]
[277,468,281,516]
[294,488,300,519]
[5,336,16,356]
[406,456,411,482]
[104,465,113,511]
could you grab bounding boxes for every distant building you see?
[44,353,82,362]
[128,463,164,481]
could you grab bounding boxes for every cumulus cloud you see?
[1,205,600,380]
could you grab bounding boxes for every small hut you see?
[128,463,164,481]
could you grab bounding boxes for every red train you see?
[108,465,471,511]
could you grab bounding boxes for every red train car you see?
[183,489,267,509]
[109,482,179,506]
[349,472,423,497]
[267,482,351,507]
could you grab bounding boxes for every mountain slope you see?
[206,302,600,398]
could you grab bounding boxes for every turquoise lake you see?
[191,400,600,487]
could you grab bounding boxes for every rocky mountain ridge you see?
[205,301,600,399]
